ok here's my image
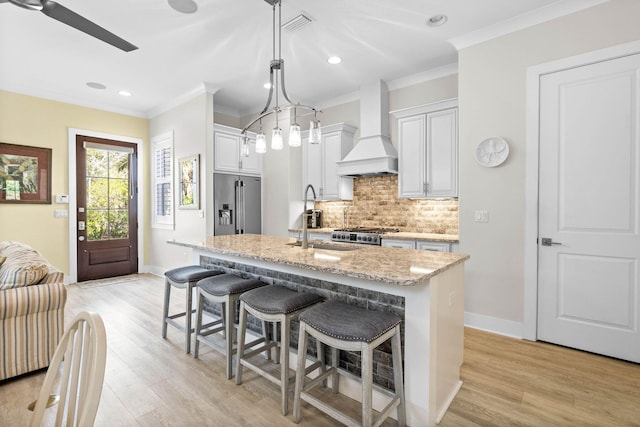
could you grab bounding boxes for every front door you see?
[76,135,138,281]
[537,53,640,362]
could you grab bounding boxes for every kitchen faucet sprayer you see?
[302,184,317,249]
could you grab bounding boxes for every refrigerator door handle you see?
[234,180,240,234]
[241,181,246,233]
[236,179,245,234]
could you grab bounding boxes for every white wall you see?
[458,0,640,336]
[148,90,214,271]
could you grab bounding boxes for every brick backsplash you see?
[314,175,458,234]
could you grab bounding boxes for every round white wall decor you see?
[475,137,509,167]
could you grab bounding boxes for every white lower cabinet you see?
[288,231,331,241]
[416,241,451,252]
[381,239,415,250]
[382,239,452,252]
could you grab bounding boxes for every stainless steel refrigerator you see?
[214,173,261,235]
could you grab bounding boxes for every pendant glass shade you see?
[309,119,322,144]
[289,124,301,147]
[240,138,250,157]
[271,127,283,150]
[255,132,267,153]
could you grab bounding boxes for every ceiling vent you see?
[282,13,312,32]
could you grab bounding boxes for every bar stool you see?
[162,266,223,353]
[193,273,266,379]
[235,285,323,416]
[293,300,406,427]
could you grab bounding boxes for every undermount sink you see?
[287,241,361,252]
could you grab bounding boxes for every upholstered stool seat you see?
[162,266,223,353]
[293,300,406,427]
[194,274,266,379]
[235,285,323,416]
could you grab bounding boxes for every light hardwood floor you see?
[1,273,638,426]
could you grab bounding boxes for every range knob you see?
[367,236,372,242]
[357,236,362,241]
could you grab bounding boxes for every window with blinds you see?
[152,133,174,229]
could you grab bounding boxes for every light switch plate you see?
[474,210,489,223]
[54,209,69,218]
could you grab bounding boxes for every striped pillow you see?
[0,244,49,289]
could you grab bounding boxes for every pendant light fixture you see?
[240,0,321,156]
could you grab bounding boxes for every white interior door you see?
[538,53,640,363]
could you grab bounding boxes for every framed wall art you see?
[178,154,199,209]
[0,142,52,204]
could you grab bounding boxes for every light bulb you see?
[255,132,267,153]
[309,119,321,144]
[272,127,283,150]
[289,124,301,147]
[240,139,250,157]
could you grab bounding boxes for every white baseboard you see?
[464,312,524,339]
[144,265,165,277]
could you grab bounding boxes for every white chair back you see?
[29,311,107,427]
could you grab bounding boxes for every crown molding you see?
[0,83,147,118]
[449,0,609,51]
[146,82,219,119]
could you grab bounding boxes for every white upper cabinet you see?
[393,99,458,198]
[302,123,356,200]
[214,124,262,175]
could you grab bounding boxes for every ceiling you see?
[0,0,603,118]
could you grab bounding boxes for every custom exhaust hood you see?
[337,80,398,177]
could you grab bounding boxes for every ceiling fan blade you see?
[40,0,138,52]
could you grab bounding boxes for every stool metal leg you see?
[193,290,204,358]
[162,278,171,338]
[235,301,248,385]
[331,347,339,393]
[280,314,291,416]
[184,282,194,353]
[224,298,234,379]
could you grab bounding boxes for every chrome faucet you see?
[302,184,317,249]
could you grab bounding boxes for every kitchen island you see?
[169,234,469,426]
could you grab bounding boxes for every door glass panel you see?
[87,209,108,240]
[86,177,109,209]
[85,147,130,241]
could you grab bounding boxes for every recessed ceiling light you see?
[327,56,342,65]
[86,82,106,90]
[427,14,448,27]
[168,0,197,14]
[264,83,272,89]
[119,90,132,97]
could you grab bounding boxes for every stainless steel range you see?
[331,227,399,246]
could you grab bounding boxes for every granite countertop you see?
[170,234,469,286]
[288,228,459,243]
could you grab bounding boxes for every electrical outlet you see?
[474,210,489,223]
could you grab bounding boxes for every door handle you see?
[541,237,561,246]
